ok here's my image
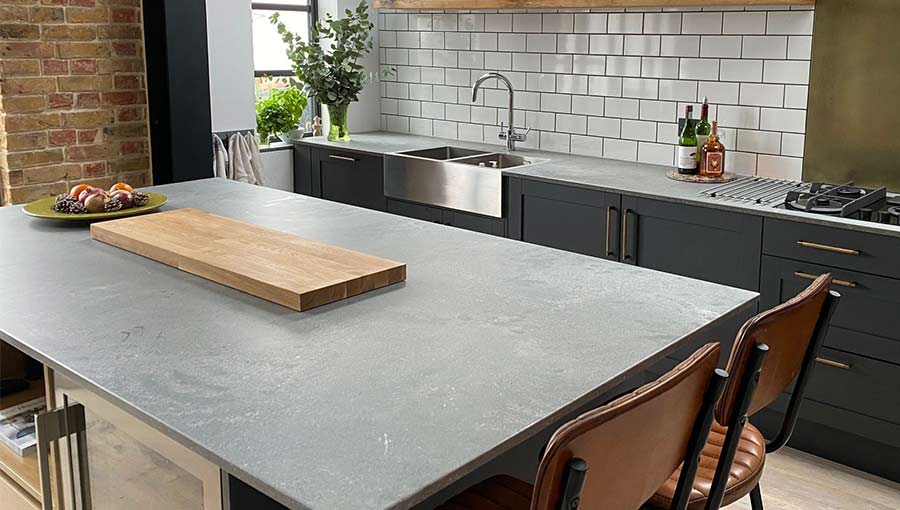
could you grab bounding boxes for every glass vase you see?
[325,103,350,142]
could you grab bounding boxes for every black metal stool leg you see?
[749,484,763,510]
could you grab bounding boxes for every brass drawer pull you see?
[793,271,857,288]
[796,240,860,256]
[328,154,358,162]
[815,357,851,370]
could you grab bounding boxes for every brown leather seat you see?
[645,422,765,510]
[437,343,725,510]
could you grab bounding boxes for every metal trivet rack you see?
[700,177,812,205]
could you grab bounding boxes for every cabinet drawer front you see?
[760,255,900,349]
[763,218,900,279]
[804,347,900,425]
[313,148,385,211]
[387,199,442,223]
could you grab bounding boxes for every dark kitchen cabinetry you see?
[507,178,621,261]
[387,198,506,236]
[507,178,762,291]
[311,147,386,211]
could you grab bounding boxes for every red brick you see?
[66,144,109,161]
[116,106,143,121]
[48,129,77,146]
[56,41,110,58]
[102,90,142,105]
[110,41,136,56]
[75,92,100,107]
[68,0,96,6]
[83,161,106,177]
[119,141,144,155]
[98,24,140,40]
[77,129,98,143]
[66,7,107,24]
[48,92,74,108]
[41,58,69,75]
[113,74,140,89]
[110,8,135,23]
[70,59,97,74]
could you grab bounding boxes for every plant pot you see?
[279,129,304,143]
[325,103,350,142]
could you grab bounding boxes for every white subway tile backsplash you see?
[498,34,526,52]
[763,60,809,84]
[760,108,806,133]
[623,78,659,100]
[639,142,675,166]
[590,35,625,55]
[379,6,813,176]
[720,59,763,82]
[574,13,608,34]
[660,36,700,57]
[513,13,543,32]
[700,36,742,58]
[608,13,643,34]
[682,12,723,34]
[737,129,781,154]
[742,36,787,59]
[722,12,765,35]
[572,95,605,117]
[641,57,679,79]
[767,11,815,35]
[644,13,682,34]
[573,55,606,75]
[588,117,621,138]
[659,80,698,102]
[558,34,590,54]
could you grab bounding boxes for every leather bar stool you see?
[436,342,728,510]
[645,274,840,510]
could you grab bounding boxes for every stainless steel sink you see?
[454,153,548,169]
[399,146,489,160]
[384,146,549,218]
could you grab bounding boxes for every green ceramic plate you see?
[22,192,168,221]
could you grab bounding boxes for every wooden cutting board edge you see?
[90,210,407,311]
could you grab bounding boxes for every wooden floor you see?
[728,448,900,510]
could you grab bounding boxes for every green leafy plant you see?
[271,1,377,107]
[255,85,308,142]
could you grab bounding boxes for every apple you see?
[109,190,134,209]
[78,187,106,204]
[84,193,107,213]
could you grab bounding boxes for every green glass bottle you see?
[696,97,711,164]
[677,105,698,174]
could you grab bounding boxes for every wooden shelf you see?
[0,379,46,501]
[374,0,814,9]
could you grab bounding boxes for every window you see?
[251,1,316,77]
[251,1,318,133]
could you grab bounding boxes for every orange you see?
[110,182,134,193]
[69,184,91,199]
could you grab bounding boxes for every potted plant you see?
[256,85,308,144]
[272,1,375,142]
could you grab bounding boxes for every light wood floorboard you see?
[727,448,900,510]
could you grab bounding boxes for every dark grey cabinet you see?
[507,178,621,260]
[620,196,763,291]
[311,147,386,211]
[387,198,506,236]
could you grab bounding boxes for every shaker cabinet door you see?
[42,372,222,510]
[312,148,386,211]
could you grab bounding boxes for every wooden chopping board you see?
[91,208,406,311]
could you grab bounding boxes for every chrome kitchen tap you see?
[471,72,531,151]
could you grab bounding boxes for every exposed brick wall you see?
[0,0,151,205]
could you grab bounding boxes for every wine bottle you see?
[677,105,698,174]
[696,97,711,164]
[700,121,725,176]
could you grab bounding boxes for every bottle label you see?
[677,146,697,170]
[704,152,724,175]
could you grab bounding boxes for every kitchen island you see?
[0,179,757,510]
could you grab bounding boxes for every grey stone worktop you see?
[1,179,756,510]
[298,132,900,238]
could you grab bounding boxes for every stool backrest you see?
[530,343,724,510]
[716,273,833,426]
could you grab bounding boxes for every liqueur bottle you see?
[696,97,711,164]
[677,105,698,175]
[700,121,726,176]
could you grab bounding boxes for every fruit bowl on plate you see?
[22,182,167,221]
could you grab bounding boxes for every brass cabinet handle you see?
[815,357,851,370]
[605,206,614,257]
[793,271,857,288]
[796,240,860,256]
[328,154,358,162]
